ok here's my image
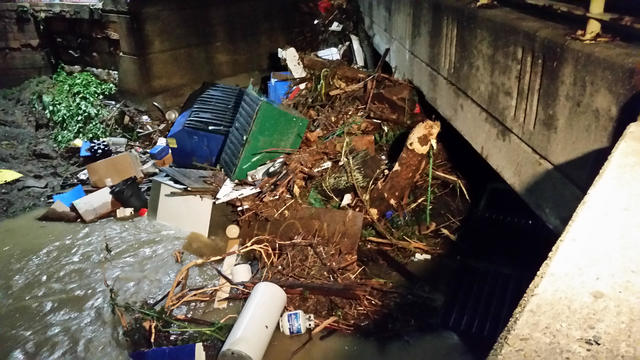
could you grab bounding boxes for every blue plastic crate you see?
[267,71,293,105]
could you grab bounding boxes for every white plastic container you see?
[231,264,252,283]
[218,282,287,360]
[279,310,315,336]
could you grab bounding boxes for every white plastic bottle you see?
[218,282,287,360]
[279,310,315,336]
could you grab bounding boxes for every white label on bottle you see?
[287,312,303,335]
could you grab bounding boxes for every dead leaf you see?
[305,129,323,143]
[351,135,375,156]
[440,228,456,241]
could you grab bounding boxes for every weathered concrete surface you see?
[0,2,118,88]
[108,0,308,108]
[1,0,307,109]
[0,3,49,87]
[358,0,640,232]
[491,121,640,359]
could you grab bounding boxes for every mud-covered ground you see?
[0,78,77,220]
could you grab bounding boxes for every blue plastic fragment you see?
[79,141,92,157]
[129,343,197,360]
[150,145,170,160]
[52,184,86,207]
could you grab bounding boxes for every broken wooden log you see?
[368,83,418,125]
[369,120,441,219]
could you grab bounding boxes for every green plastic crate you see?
[220,90,308,180]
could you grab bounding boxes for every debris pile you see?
[104,51,470,356]
[2,1,473,358]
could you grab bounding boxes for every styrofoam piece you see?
[317,47,341,60]
[340,193,353,208]
[215,179,260,204]
[349,34,365,67]
[328,21,343,31]
[231,264,252,283]
[281,47,307,89]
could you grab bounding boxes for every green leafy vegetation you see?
[374,126,403,146]
[308,188,326,208]
[361,226,376,239]
[35,68,116,148]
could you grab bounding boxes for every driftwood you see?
[369,120,441,219]
[368,83,417,125]
[246,281,371,300]
[366,236,439,253]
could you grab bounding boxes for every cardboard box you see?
[148,177,213,236]
[72,187,121,223]
[86,151,143,188]
[154,152,173,168]
[37,200,79,222]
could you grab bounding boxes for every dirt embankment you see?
[0,78,72,219]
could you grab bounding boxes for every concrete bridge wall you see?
[357,0,640,232]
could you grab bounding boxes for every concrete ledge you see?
[492,121,640,358]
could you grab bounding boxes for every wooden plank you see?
[161,168,216,191]
[213,238,239,309]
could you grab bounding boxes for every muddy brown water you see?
[0,209,472,359]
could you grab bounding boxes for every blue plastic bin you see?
[167,109,228,168]
[130,343,200,360]
[167,84,244,168]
